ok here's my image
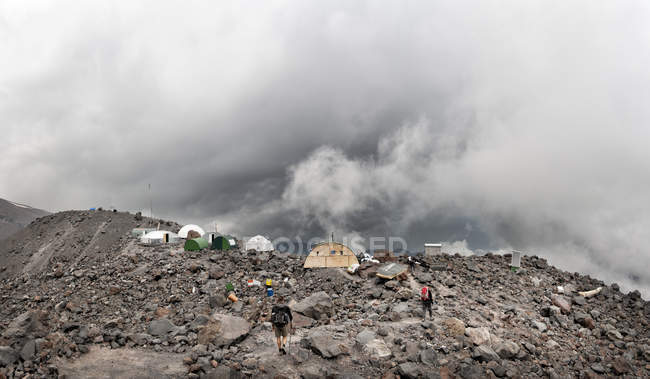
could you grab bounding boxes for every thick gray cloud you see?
[2,1,650,296]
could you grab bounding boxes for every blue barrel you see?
[267,288,274,297]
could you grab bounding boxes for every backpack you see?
[420,287,430,301]
[271,307,290,326]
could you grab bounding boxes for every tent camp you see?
[304,242,360,268]
[212,235,237,251]
[185,237,209,251]
[245,235,274,252]
[140,230,180,245]
[178,224,205,239]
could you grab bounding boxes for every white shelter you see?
[178,224,206,238]
[424,243,442,256]
[140,230,180,244]
[511,250,522,268]
[245,235,274,252]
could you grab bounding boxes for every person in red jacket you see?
[421,286,433,321]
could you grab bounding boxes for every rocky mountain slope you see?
[1,210,649,378]
[0,198,49,241]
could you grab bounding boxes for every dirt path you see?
[235,324,311,378]
[56,346,186,379]
[22,223,75,274]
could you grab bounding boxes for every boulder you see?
[494,341,520,359]
[2,311,46,339]
[384,280,400,290]
[127,333,151,345]
[574,312,595,329]
[293,291,333,320]
[612,357,633,375]
[532,321,547,332]
[355,329,376,346]
[395,288,413,300]
[414,271,433,283]
[0,346,18,366]
[392,302,409,314]
[590,363,606,374]
[442,317,465,337]
[363,339,392,360]
[209,294,228,309]
[20,339,36,361]
[147,318,178,336]
[290,312,315,329]
[465,327,491,346]
[306,330,343,358]
[540,306,560,318]
[551,294,572,314]
[198,314,250,347]
[397,362,420,379]
[473,345,500,362]
[460,364,484,378]
[573,296,587,306]
[419,349,437,365]
[606,328,623,341]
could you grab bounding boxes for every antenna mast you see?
[148,183,153,218]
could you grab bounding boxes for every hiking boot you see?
[280,347,286,355]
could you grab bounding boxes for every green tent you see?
[185,237,209,251]
[212,236,231,251]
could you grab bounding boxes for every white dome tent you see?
[245,235,274,252]
[140,230,180,244]
[178,224,205,239]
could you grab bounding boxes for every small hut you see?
[304,242,360,268]
[424,243,442,256]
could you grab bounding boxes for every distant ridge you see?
[0,197,50,240]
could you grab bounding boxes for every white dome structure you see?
[245,235,274,252]
[140,230,180,244]
[178,224,206,238]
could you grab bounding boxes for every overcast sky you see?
[2,1,650,296]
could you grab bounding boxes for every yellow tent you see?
[304,242,360,268]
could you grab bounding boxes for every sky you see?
[1,1,650,297]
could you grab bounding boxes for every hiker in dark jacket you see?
[421,286,434,321]
[271,296,293,354]
[408,256,420,274]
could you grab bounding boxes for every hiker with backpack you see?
[420,286,434,321]
[271,295,293,354]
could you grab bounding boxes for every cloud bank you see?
[1,1,650,296]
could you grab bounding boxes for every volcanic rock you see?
[293,291,333,320]
[0,346,18,366]
[197,314,250,347]
[147,318,178,336]
[473,345,500,362]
